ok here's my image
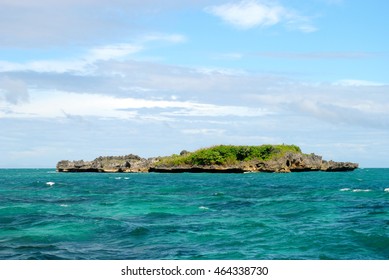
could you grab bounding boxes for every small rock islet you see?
[56,144,358,173]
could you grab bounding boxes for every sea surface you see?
[0,168,388,260]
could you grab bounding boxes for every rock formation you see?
[149,152,358,173]
[56,145,358,173]
[57,155,159,173]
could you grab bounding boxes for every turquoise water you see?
[0,168,388,260]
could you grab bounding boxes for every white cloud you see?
[0,89,273,120]
[0,0,200,47]
[163,103,271,118]
[206,0,284,29]
[0,76,29,104]
[195,67,247,76]
[141,34,187,44]
[334,79,385,87]
[0,60,86,74]
[0,0,222,51]
[0,34,183,74]
[205,0,316,32]
[86,44,143,61]
[250,83,389,130]
[181,128,226,135]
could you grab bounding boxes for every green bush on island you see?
[157,144,302,167]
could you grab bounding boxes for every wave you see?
[112,176,130,180]
[352,189,371,192]
[340,188,372,192]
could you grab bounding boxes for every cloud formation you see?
[0,34,185,74]
[2,45,387,131]
[0,0,210,47]
[0,76,29,105]
[205,0,316,32]
[0,90,272,120]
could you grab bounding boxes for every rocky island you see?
[56,144,358,173]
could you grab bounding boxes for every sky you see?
[0,0,388,168]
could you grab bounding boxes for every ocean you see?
[0,168,388,260]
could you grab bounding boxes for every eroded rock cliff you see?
[57,155,159,173]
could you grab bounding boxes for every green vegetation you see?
[156,144,302,167]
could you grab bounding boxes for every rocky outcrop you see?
[57,150,358,173]
[56,155,159,173]
[247,152,324,173]
[150,152,358,173]
[320,160,360,172]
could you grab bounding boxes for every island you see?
[56,144,358,173]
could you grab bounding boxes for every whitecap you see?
[199,206,209,210]
[352,189,371,192]
[124,177,130,180]
[340,188,351,192]
[46,182,55,186]
[60,204,69,207]
[114,177,122,180]
[384,188,389,192]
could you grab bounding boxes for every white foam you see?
[384,188,389,192]
[124,177,130,180]
[60,204,69,207]
[340,188,351,192]
[114,177,122,180]
[352,189,371,192]
[46,182,55,186]
[199,206,209,210]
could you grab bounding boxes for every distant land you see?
[56,144,358,173]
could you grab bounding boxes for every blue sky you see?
[0,0,388,167]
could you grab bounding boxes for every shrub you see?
[156,144,302,167]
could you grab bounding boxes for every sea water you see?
[0,168,388,260]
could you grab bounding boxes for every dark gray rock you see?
[56,155,156,173]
